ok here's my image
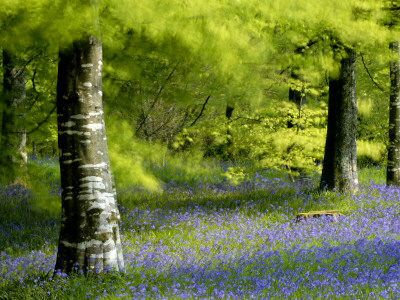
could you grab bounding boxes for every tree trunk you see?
[32,141,36,157]
[54,35,124,274]
[225,103,235,160]
[387,41,400,186]
[289,88,306,106]
[320,48,358,191]
[289,72,306,106]
[0,50,27,184]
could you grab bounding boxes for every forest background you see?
[0,0,396,193]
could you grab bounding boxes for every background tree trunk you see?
[55,35,124,274]
[387,41,400,186]
[225,103,235,160]
[320,48,358,191]
[0,50,27,184]
[289,72,306,107]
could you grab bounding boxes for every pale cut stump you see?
[296,210,344,222]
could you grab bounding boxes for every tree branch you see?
[27,104,57,134]
[28,69,40,111]
[135,63,179,134]
[360,52,385,91]
[190,95,211,127]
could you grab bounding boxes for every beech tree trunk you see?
[54,35,124,273]
[387,41,400,186]
[320,48,358,191]
[0,50,27,183]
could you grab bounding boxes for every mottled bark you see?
[0,50,27,183]
[320,48,358,191]
[387,42,400,186]
[55,35,124,274]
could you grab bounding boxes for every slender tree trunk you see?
[387,41,400,186]
[225,103,235,160]
[54,35,124,274]
[32,141,36,157]
[289,73,306,107]
[320,48,358,191]
[0,50,27,184]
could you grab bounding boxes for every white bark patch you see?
[98,91,103,96]
[81,176,103,182]
[97,223,114,232]
[82,64,94,68]
[63,158,82,164]
[86,239,103,248]
[77,239,103,250]
[79,162,107,169]
[104,249,118,261]
[97,151,104,156]
[65,196,73,200]
[71,114,90,120]
[61,240,77,248]
[83,82,93,87]
[61,121,76,127]
[59,130,90,136]
[80,140,91,144]
[82,123,103,131]
[80,181,106,190]
[70,111,104,119]
[79,191,114,202]
[66,186,73,189]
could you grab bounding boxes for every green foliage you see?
[0,0,397,190]
[27,158,61,215]
[359,166,385,185]
[223,166,247,185]
[106,117,162,192]
[175,99,328,178]
[105,116,225,191]
[356,46,390,151]
[357,140,386,167]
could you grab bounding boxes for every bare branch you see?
[135,63,179,134]
[360,52,385,91]
[190,95,211,127]
[27,104,57,134]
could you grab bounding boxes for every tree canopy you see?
[1,0,398,186]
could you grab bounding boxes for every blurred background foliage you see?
[0,0,396,198]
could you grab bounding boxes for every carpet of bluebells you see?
[1,162,400,299]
